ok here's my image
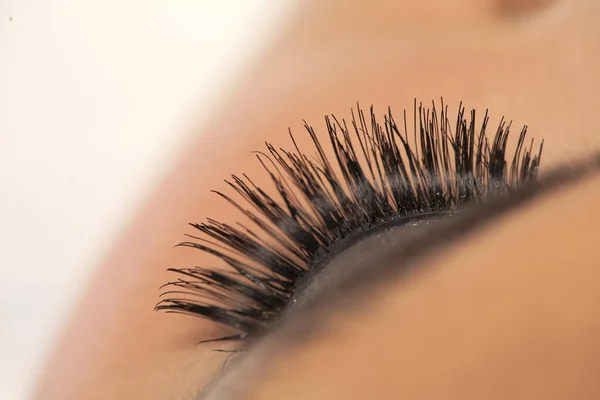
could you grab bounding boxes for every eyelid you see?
[290,214,450,308]
[200,153,600,400]
[293,153,600,321]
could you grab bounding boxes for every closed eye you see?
[200,151,600,399]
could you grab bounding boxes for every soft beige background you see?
[0,2,293,399]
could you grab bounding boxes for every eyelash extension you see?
[156,99,543,342]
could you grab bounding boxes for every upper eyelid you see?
[282,153,600,334]
[199,153,600,399]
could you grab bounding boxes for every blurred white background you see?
[0,2,293,398]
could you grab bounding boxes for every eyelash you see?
[156,99,543,342]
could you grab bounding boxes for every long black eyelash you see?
[156,99,543,341]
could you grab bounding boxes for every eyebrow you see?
[200,152,600,399]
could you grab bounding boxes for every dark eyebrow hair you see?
[200,152,600,399]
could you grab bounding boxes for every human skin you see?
[34,1,600,399]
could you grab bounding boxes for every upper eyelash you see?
[156,99,543,341]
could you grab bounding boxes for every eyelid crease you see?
[200,152,600,400]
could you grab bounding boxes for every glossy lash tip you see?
[157,99,543,341]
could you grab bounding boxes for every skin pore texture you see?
[34,0,600,399]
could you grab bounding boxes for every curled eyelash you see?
[156,99,543,341]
